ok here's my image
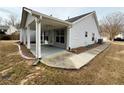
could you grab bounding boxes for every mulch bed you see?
[17,42,35,58]
[70,43,102,54]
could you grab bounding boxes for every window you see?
[56,30,65,43]
[92,33,95,41]
[56,36,59,42]
[60,36,64,43]
[85,32,88,37]
[44,32,48,41]
[41,32,48,41]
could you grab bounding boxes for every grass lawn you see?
[0,40,124,85]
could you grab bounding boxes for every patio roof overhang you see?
[20,7,72,30]
[20,7,72,58]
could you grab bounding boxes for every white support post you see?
[20,29,23,43]
[23,29,26,45]
[27,26,31,49]
[41,23,44,43]
[35,18,42,58]
[66,27,71,50]
[38,21,41,58]
[35,19,38,58]
[42,31,44,44]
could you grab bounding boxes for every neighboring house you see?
[20,7,101,58]
[0,25,19,40]
[5,25,18,35]
[101,36,109,42]
[114,32,124,39]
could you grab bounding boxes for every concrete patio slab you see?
[41,43,110,69]
[30,44,65,58]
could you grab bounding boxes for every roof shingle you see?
[66,12,93,22]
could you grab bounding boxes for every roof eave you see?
[20,7,72,28]
[72,12,94,24]
[31,11,72,26]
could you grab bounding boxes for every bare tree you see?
[9,15,17,26]
[4,18,10,26]
[100,12,124,40]
[3,15,17,26]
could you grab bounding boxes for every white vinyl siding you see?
[69,14,100,49]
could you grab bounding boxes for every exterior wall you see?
[25,14,35,27]
[25,13,36,43]
[29,29,67,49]
[69,15,100,49]
[30,30,36,42]
[102,36,109,42]
[48,30,54,45]
[21,29,33,44]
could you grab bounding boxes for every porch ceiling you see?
[29,17,69,31]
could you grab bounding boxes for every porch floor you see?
[42,43,110,69]
[30,44,65,58]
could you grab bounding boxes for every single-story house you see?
[0,25,19,40]
[5,25,18,35]
[20,7,101,59]
[114,31,124,39]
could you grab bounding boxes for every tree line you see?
[0,15,20,29]
[0,11,124,40]
[100,12,124,40]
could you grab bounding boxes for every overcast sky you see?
[0,7,124,22]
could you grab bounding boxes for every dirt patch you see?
[26,42,124,85]
[70,43,101,54]
[17,42,35,58]
[1,41,124,84]
[0,41,35,84]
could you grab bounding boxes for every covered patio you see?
[20,7,72,58]
[30,44,65,58]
